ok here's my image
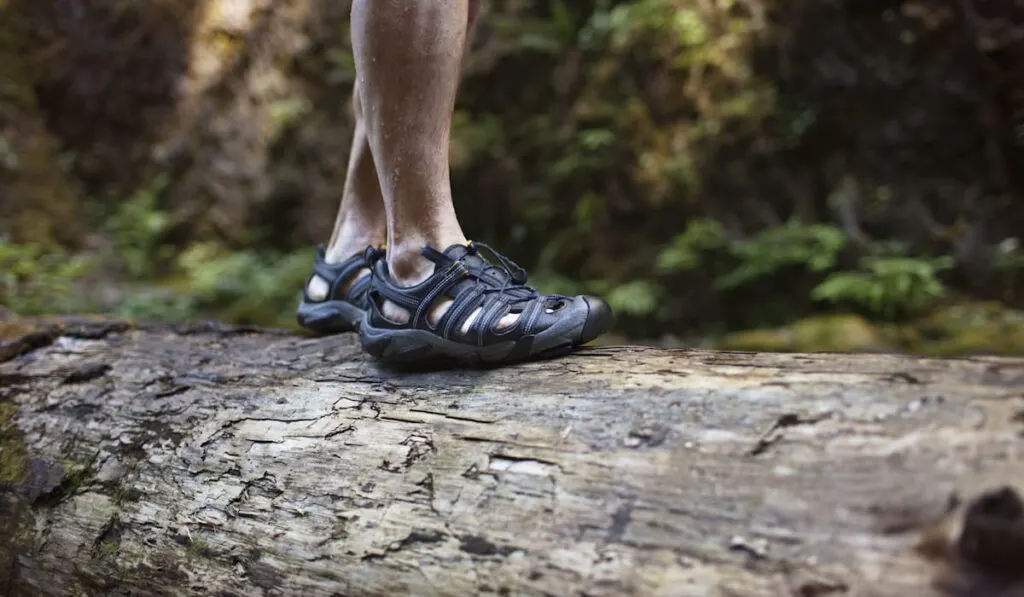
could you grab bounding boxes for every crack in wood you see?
[458,534,519,557]
[406,408,498,424]
[749,411,834,456]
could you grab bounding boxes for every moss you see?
[0,401,28,483]
[58,460,92,493]
[187,537,217,559]
[0,442,28,482]
[714,327,796,352]
[23,457,93,507]
[716,314,891,353]
[0,318,43,341]
[908,302,1024,356]
[99,540,120,557]
[791,315,890,352]
[0,401,17,425]
[715,303,1024,356]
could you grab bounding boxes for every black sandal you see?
[296,244,382,334]
[359,242,612,364]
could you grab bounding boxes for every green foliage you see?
[656,218,846,290]
[0,236,308,327]
[607,1,709,50]
[604,280,662,317]
[653,217,960,325]
[105,175,175,279]
[812,256,954,319]
[267,95,312,137]
[994,238,1024,271]
[111,290,195,322]
[174,243,309,327]
[0,240,97,315]
[714,221,845,290]
[656,218,726,272]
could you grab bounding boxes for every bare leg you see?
[304,0,610,351]
[351,0,510,328]
[350,0,611,360]
[351,0,469,324]
[306,84,386,301]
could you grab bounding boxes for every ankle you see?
[325,236,381,264]
[386,243,434,287]
[387,236,465,287]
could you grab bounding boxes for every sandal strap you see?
[474,295,515,346]
[412,262,469,328]
[370,279,421,313]
[308,245,362,300]
[366,243,573,341]
[347,273,373,299]
[519,298,546,332]
[440,285,486,340]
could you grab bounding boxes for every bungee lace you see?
[466,242,569,302]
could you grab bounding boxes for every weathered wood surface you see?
[1,317,1023,597]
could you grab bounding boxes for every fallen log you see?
[1,317,1023,597]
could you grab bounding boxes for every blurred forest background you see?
[2,0,1024,354]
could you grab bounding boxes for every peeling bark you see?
[1,316,1023,596]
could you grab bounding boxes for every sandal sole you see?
[360,318,586,366]
[296,300,365,335]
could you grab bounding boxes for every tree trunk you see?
[1,316,1023,597]
[0,3,82,247]
[12,0,352,248]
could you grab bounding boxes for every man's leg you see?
[302,0,480,328]
[305,83,385,301]
[352,0,611,363]
[351,0,471,324]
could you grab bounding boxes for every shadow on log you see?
[1,315,1023,596]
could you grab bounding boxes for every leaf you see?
[656,219,726,273]
[606,280,662,316]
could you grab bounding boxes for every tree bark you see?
[1,316,1023,597]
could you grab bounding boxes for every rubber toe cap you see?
[579,295,613,344]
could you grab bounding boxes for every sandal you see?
[359,242,612,364]
[296,244,382,334]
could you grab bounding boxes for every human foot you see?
[359,242,613,365]
[297,244,383,334]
